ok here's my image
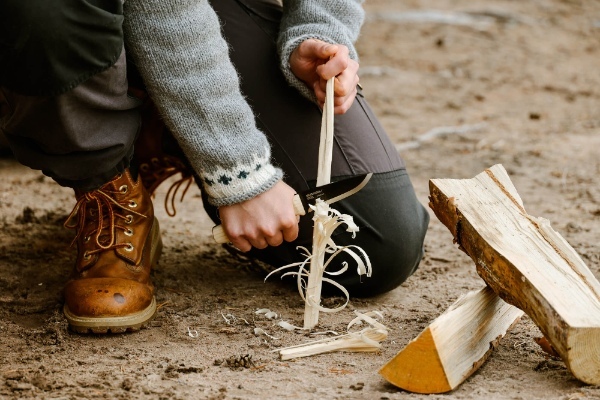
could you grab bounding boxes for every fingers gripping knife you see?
[211,173,373,244]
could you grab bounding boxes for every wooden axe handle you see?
[212,194,305,244]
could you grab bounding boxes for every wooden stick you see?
[279,327,387,360]
[429,164,600,385]
[279,311,388,360]
[379,286,523,393]
[304,78,335,329]
[316,78,335,187]
[303,228,326,329]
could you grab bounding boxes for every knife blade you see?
[212,173,372,244]
[296,173,373,214]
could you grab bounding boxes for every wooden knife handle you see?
[212,194,306,244]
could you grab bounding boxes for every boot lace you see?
[64,185,146,256]
[140,157,193,217]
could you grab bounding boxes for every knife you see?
[212,173,372,244]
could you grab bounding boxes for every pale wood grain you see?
[304,78,336,329]
[380,286,522,393]
[429,164,600,385]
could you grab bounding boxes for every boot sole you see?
[64,217,163,334]
[64,297,157,334]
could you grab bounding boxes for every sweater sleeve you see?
[123,0,282,207]
[278,0,365,102]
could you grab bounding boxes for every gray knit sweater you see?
[123,0,364,207]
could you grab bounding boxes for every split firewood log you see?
[379,286,523,393]
[429,164,600,385]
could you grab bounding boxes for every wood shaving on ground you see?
[273,311,388,360]
[255,308,278,319]
[221,312,249,325]
[277,321,306,331]
[254,327,280,340]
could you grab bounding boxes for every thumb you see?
[316,42,339,58]
[303,39,338,59]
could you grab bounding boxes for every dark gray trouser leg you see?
[0,48,140,191]
[205,0,430,297]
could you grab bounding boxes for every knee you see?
[348,238,427,297]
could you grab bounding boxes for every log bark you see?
[379,286,522,393]
[429,164,600,385]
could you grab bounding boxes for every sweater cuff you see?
[200,150,284,207]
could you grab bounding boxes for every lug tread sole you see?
[64,297,157,334]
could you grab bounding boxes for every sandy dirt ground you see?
[1,0,600,399]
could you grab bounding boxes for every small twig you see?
[366,10,496,30]
[396,123,487,152]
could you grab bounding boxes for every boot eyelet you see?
[124,243,134,252]
[84,236,91,243]
[119,185,128,194]
[124,215,134,224]
[124,228,134,236]
[83,252,91,260]
[151,157,161,166]
[140,163,150,172]
[128,201,138,208]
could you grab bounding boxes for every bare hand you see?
[218,181,299,252]
[289,38,360,114]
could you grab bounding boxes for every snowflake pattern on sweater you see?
[201,150,282,207]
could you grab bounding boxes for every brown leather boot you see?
[63,169,162,333]
[130,88,193,216]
